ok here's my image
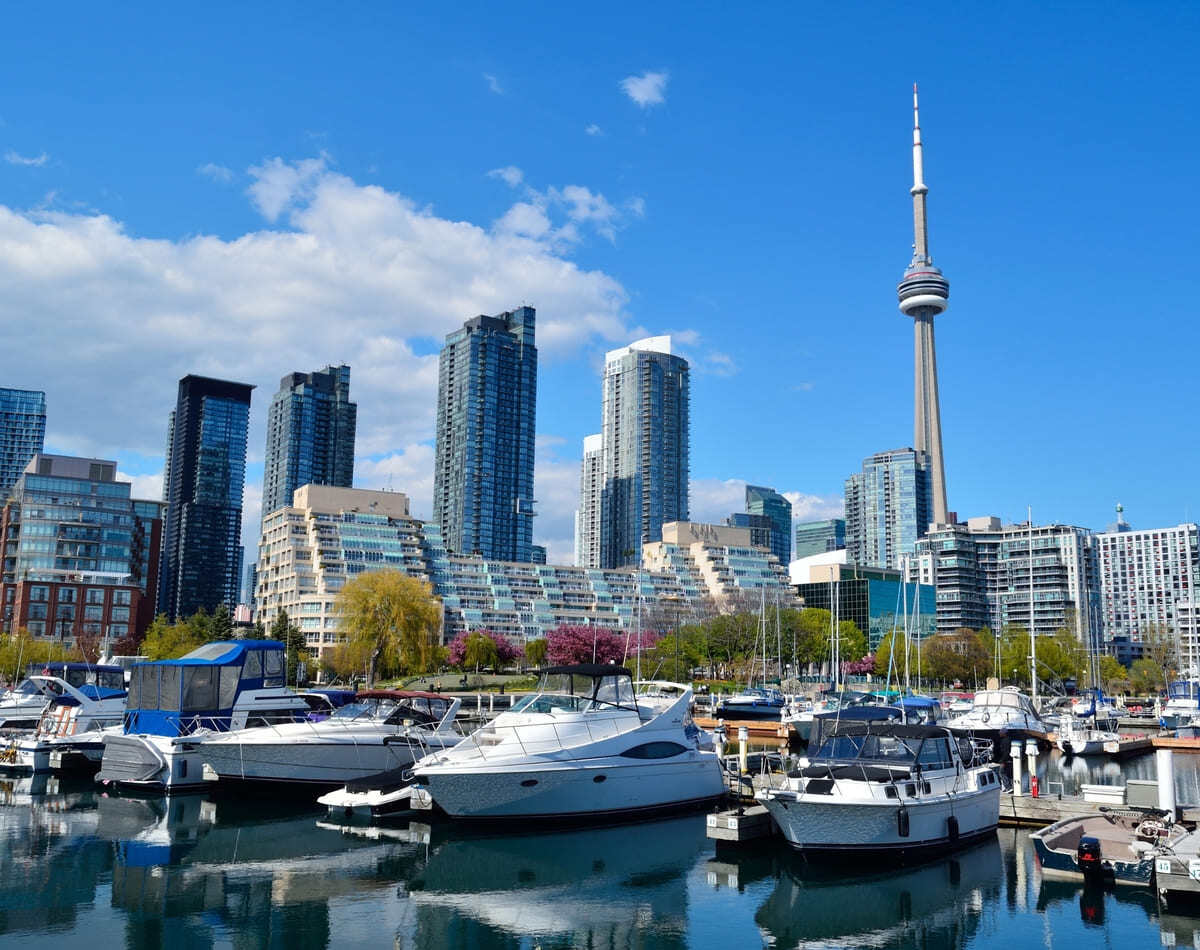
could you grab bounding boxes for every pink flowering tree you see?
[544,625,660,667]
[447,630,521,672]
[843,654,876,676]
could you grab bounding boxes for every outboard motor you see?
[1077,835,1103,878]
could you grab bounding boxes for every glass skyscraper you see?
[794,518,846,559]
[261,364,356,520]
[600,337,689,569]
[844,447,932,570]
[746,484,792,565]
[433,307,537,562]
[159,375,254,620]
[0,388,46,501]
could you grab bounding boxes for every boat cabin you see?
[1166,680,1200,703]
[809,705,904,753]
[340,690,457,727]
[11,662,125,699]
[123,640,304,737]
[511,664,637,715]
[805,721,970,782]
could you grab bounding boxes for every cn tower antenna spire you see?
[897,84,951,528]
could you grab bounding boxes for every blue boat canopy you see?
[124,640,290,737]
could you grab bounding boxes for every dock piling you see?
[1011,739,1024,797]
[1157,747,1178,816]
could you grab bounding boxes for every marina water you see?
[3,751,1199,948]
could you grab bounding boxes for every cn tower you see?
[897,84,950,526]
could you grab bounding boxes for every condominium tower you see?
[599,337,689,568]
[575,433,603,568]
[1095,508,1199,643]
[746,484,792,565]
[261,364,356,521]
[845,448,932,570]
[0,388,46,501]
[433,307,537,562]
[159,375,254,620]
[794,518,846,559]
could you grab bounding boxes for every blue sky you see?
[2,3,1198,564]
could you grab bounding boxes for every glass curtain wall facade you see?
[261,364,356,521]
[795,565,936,651]
[1,455,162,643]
[746,484,792,565]
[794,519,846,559]
[600,337,689,568]
[433,307,537,563]
[0,388,46,501]
[160,375,253,620]
[845,448,932,570]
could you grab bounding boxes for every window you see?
[84,605,103,621]
[86,588,105,605]
[57,588,77,604]
[111,607,130,622]
[55,604,75,620]
[27,603,48,620]
[620,741,688,759]
[113,590,131,606]
[28,586,49,602]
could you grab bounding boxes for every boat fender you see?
[947,815,959,842]
[897,806,910,838]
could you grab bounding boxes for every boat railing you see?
[461,707,639,761]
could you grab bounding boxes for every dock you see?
[694,717,789,746]
[1152,736,1200,752]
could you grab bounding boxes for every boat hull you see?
[197,736,431,788]
[762,787,1000,857]
[97,733,209,792]
[418,753,726,820]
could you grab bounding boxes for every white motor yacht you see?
[96,640,312,792]
[3,674,127,772]
[410,665,725,820]
[757,720,1001,856]
[197,690,463,790]
[946,687,1049,760]
[1161,678,1200,731]
[0,662,125,731]
[1055,715,1121,757]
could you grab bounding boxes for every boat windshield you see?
[813,732,918,764]
[8,678,45,697]
[510,671,637,713]
[1167,681,1200,702]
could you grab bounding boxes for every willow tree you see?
[335,570,441,685]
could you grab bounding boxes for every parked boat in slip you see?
[2,674,127,772]
[198,690,464,790]
[757,719,1001,858]
[407,666,725,821]
[0,662,126,731]
[946,687,1050,761]
[1032,809,1183,886]
[96,640,312,792]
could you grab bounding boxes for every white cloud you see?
[533,435,581,566]
[197,163,234,183]
[625,197,646,218]
[585,124,603,137]
[116,470,164,502]
[619,70,669,108]
[691,478,844,528]
[784,491,845,523]
[483,73,504,95]
[487,165,524,188]
[246,154,328,221]
[5,150,49,167]
[355,444,437,518]
[0,156,637,479]
[670,328,738,377]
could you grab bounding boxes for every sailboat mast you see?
[1029,506,1038,702]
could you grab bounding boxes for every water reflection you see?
[738,838,1003,949]
[389,815,708,949]
[1035,748,1200,804]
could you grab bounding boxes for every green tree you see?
[1098,655,1130,694]
[335,570,442,685]
[141,614,209,660]
[1129,658,1165,694]
[923,629,991,687]
[462,632,499,673]
[211,605,234,641]
[524,637,548,669]
[244,620,268,640]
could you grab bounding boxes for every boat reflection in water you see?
[745,837,1003,949]
[94,794,429,945]
[378,814,708,949]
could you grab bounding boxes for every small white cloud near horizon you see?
[116,470,164,503]
[5,150,49,167]
[691,478,844,530]
[487,165,524,188]
[620,70,669,108]
[246,154,328,222]
[585,124,603,136]
[483,73,504,95]
[197,162,234,183]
